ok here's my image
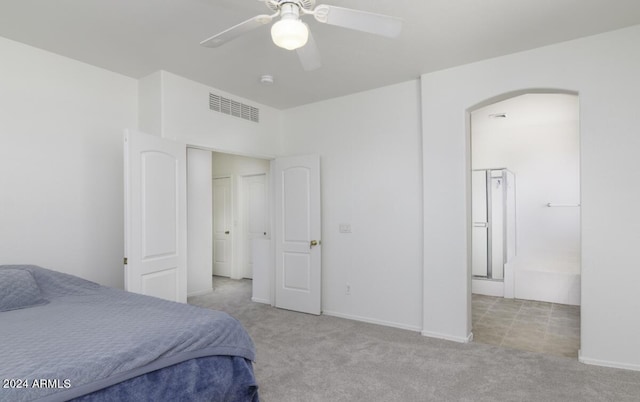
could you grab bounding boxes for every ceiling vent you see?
[209,93,260,123]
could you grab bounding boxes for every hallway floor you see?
[472,294,580,358]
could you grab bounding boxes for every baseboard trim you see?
[187,288,213,298]
[322,310,422,332]
[421,329,473,344]
[251,297,271,305]
[579,350,640,372]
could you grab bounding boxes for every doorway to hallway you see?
[212,152,270,280]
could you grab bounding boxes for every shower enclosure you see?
[472,169,516,287]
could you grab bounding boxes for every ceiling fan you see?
[200,0,402,71]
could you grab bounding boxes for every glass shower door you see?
[472,168,515,280]
[472,170,489,277]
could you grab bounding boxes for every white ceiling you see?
[1,0,640,109]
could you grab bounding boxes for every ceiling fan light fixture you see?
[271,17,309,50]
[200,0,403,72]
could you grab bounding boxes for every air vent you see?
[209,93,260,123]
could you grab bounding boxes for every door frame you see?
[465,89,582,347]
[186,148,275,298]
[192,148,277,305]
[187,147,322,311]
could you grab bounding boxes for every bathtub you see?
[505,258,581,306]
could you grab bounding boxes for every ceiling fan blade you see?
[296,32,322,71]
[313,5,402,38]
[200,14,274,48]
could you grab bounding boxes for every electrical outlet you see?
[345,283,351,295]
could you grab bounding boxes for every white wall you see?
[421,25,640,369]
[212,152,271,177]
[0,36,138,288]
[153,71,282,157]
[472,93,581,267]
[138,71,163,138]
[187,148,213,296]
[283,81,423,331]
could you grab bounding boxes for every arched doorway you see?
[467,91,581,357]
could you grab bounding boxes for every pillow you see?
[0,269,49,312]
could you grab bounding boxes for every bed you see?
[0,265,259,402]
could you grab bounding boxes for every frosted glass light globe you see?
[271,18,309,50]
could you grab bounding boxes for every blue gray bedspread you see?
[0,265,257,401]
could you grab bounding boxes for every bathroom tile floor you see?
[472,294,580,358]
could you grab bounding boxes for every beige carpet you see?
[188,278,640,402]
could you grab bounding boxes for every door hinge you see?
[124,257,128,265]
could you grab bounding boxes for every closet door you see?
[212,177,233,277]
[242,173,268,279]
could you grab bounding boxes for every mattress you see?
[0,265,258,401]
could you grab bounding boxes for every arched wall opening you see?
[420,25,640,370]
[466,90,581,356]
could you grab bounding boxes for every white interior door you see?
[124,129,187,302]
[242,174,268,279]
[212,177,233,277]
[275,155,321,315]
